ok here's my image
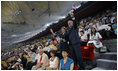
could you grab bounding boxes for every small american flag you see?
[72,4,77,10]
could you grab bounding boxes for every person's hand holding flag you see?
[70,12,74,18]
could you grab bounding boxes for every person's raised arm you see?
[50,28,57,38]
[50,29,55,35]
[70,12,77,29]
[97,32,102,39]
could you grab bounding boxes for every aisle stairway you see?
[92,39,117,70]
[103,39,117,52]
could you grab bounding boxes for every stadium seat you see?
[81,46,95,60]
[74,64,79,70]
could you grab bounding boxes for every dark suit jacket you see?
[67,16,81,45]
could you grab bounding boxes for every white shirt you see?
[92,23,99,30]
[41,53,49,66]
[78,28,85,37]
[17,58,21,62]
[78,31,81,37]
[110,17,115,23]
[81,33,87,42]
[35,54,41,63]
[87,28,91,34]
[30,53,36,62]
[79,28,83,32]
[97,25,111,31]
[103,17,107,20]
[90,32,102,41]
[49,57,58,68]
[84,31,88,35]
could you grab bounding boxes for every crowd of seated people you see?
[1,6,117,70]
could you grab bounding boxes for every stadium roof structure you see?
[1,1,116,49]
[1,1,82,47]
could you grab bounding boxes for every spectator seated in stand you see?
[32,49,49,70]
[46,50,59,70]
[48,40,58,51]
[80,30,88,46]
[14,55,21,63]
[59,49,74,70]
[97,21,111,39]
[87,27,103,51]
[112,18,117,35]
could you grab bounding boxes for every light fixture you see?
[11,34,18,37]
[53,21,58,23]
[12,10,22,18]
[45,23,50,27]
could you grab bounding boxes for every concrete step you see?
[103,39,117,44]
[107,45,117,52]
[103,43,117,46]
[92,67,107,70]
[103,39,117,52]
[97,59,117,70]
[100,52,117,60]
[104,39,117,41]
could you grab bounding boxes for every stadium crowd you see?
[1,5,117,70]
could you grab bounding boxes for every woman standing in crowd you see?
[50,26,69,54]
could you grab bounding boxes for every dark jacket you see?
[67,17,81,45]
[59,33,69,50]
